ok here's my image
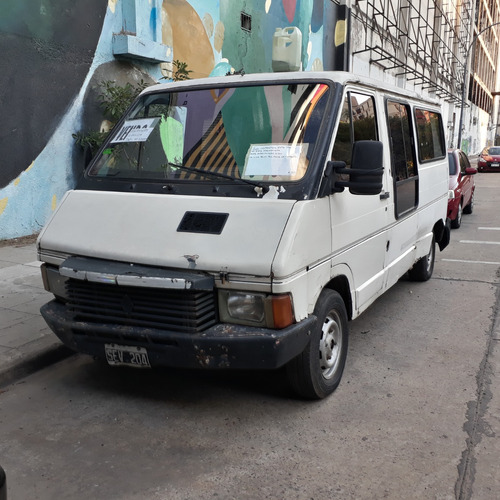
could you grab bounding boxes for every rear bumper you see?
[40,300,315,370]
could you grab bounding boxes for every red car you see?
[478,146,500,172]
[447,149,477,229]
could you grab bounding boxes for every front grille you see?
[66,279,217,334]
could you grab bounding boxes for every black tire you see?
[286,289,348,399]
[408,235,435,282]
[451,201,462,229]
[463,191,474,214]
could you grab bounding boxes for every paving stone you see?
[0,242,71,386]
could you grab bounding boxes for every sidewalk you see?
[0,237,72,388]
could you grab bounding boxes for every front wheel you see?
[408,235,435,282]
[451,201,462,229]
[286,289,348,399]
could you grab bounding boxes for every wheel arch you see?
[325,274,353,320]
[449,196,459,219]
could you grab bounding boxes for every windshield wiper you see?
[162,163,269,193]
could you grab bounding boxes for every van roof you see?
[142,71,442,108]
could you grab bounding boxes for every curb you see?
[0,344,74,389]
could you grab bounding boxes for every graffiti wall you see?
[0,0,106,189]
[0,0,164,239]
[163,0,348,78]
[0,0,348,240]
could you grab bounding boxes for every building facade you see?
[350,0,500,153]
[0,0,498,240]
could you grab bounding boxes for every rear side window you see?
[414,108,445,162]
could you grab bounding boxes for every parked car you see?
[478,145,500,172]
[448,149,477,229]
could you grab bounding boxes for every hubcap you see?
[319,311,342,379]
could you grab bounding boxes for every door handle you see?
[380,191,390,200]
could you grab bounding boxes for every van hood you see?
[39,190,296,277]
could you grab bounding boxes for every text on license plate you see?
[105,344,151,368]
[491,162,499,167]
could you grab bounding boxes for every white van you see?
[38,72,450,399]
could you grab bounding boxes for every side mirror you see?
[348,140,384,195]
[324,141,384,196]
[464,167,477,176]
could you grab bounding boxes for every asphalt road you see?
[1,171,499,500]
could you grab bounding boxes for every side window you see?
[448,152,457,175]
[414,108,445,162]
[332,92,377,166]
[386,100,418,217]
[459,151,470,173]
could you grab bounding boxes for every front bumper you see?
[447,198,459,221]
[478,163,500,172]
[41,300,316,370]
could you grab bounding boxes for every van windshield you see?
[88,83,330,184]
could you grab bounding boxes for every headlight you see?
[219,291,294,329]
[228,292,266,323]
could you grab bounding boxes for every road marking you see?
[459,240,500,245]
[478,227,500,231]
[442,259,500,265]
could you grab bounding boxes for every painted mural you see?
[0,0,163,239]
[162,0,332,77]
[0,2,105,192]
[0,0,106,237]
[0,0,348,240]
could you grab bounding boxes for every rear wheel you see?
[408,235,435,282]
[463,191,474,214]
[286,289,348,399]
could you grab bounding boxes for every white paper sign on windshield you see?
[243,144,303,178]
[111,117,160,143]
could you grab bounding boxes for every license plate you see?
[105,344,151,368]
[491,162,499,167]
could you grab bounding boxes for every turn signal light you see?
[271,294,294,329]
